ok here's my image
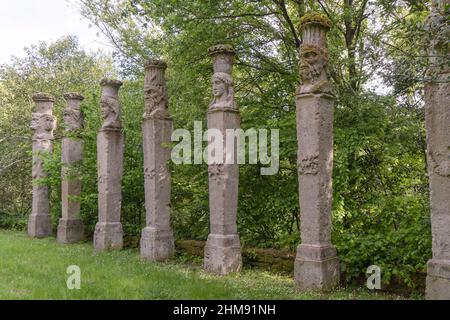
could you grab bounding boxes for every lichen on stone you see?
[208,44,235,56]
[63,92,84,101]
[299,13,332,31]
[32,92,55,102]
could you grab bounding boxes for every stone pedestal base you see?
[140,226,174,261]
[294,244,340,291]
[93,222,123,250]
[57,219,84,244]
[28,214,52,238]
[426,259,450,300]
[204,234,242,275]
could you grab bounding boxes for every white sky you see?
[0,0,111,64]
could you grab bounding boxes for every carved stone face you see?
[63,109,83,131]
[100,100,111,119]
[30,113,41,130]
[31,114,55,131]
[63,110,72,126]
[209,72,236,110]
[42,115,56,131]
[31,113,56,140]
[299,47,325,82]
[100,96,121,128]
[212,78,226,98]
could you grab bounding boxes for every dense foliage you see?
[1,0,444,287]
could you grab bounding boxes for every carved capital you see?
[208,44,238,111]
[144,59,167,70]
[64,92,84,101]
[63,92,84,132]
[297,13,334,96]
[208,44,235,57]
[299,13,332,32]
[100,78,123,88]
[100,79,122,130]
[144,60,170,119]
[209,44,235,75]
[32,92,55,103]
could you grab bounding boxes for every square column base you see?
[57,219,85,244]
[28,214,52,238]
[426,259,450,300]
[93,222,123,250]
[140,227,174,261]
[294,244,340,291]
[204,234,242,275]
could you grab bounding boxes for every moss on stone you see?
[299,13,332,31]
[63,92,84,101]
[31,92,55,102]
[208,44,235,56]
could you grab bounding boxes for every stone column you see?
[29,93,57,238]
[204,44,242,275]
[93,79,124,250]
[294,15,339,290]
[140,59,175,261]
[57,93,85,243]
[424,0,450,300]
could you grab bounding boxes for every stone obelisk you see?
[140,59,175,261]
[424,0,450,300]
[204,44,242,275]
[294,14,340,290]
[28,93,57,238]
[93,79,124,250]
[57,93,85,243]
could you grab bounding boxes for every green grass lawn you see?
[0,230,413,300]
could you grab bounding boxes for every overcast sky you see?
[0,0,111,64]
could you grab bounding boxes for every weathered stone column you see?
[93,79,124,250]
[57,93,85,243]
[424,0,450,300]
[140,59,175,261]
[204,44,242,275]
[294,14,339,290]
[29,93,57,238]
